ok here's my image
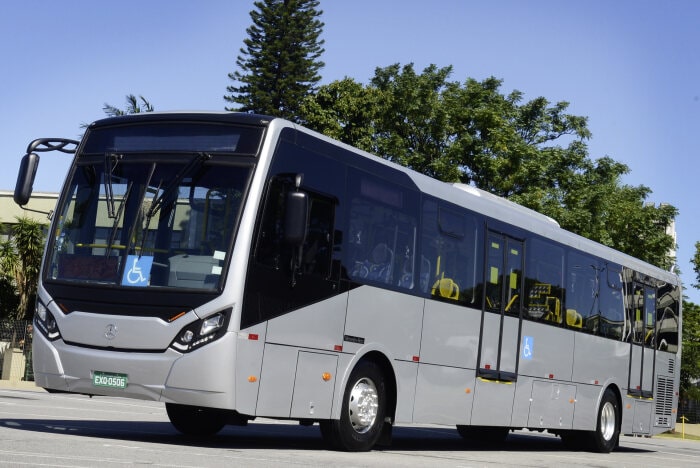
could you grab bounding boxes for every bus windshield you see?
[46,124,259,291]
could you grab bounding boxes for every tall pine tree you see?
[225,0,325,121]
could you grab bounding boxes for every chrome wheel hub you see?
[348,377,379,433]
[600,401,616,441]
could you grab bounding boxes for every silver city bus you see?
[15,112,681,452]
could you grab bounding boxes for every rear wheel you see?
[587,388,620,453]
[320,360,386,451]
[166,403,227,436]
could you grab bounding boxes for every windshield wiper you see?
[147,153,211,221]
[104,153,123,218]
[138,153,211,255]
[105,181,133,258]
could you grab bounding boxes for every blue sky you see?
[1,0,699,302]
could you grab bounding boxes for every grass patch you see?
[657,430,700,441]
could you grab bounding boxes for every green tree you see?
[0,241,20,318]
[369,64,463,181]
[103,94,154,117]
[299,77,381,152]
[81,94,154,130]
[225,0,325,120]
[692,241,700,289]
[301,63,677,270]
[0,218,46,320]
[681,301,700,404]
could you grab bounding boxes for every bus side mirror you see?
[283,191,308,246]
[14,152,40,206]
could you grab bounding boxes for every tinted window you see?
[347,169,418,290]
[255,176,335,279]
[599,264,624,340]
[525,238,564,324]
[243,139,343,328]
[643,286,656,348]
[566,252,598,332]
[420,200,482,305]
[656,283,680,352]
[483,233,523,315]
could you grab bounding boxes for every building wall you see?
[0,190,58,240]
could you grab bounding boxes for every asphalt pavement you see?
[2,378,699,438]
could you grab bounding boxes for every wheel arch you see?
[333,349,397,423]
[602,383,623,424]
[359,350,397,423]
[589,383,623,452]
[595,377,623,427]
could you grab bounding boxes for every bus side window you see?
[643,286,656,348]
[626,280,658,348]
[255,177,290,271]
[656,283,679,352]
[347,170,417,289]
[485,237,503,311]
[255,174,336,280]
[599,265,624,340]
[420,199,482,305]
[300,197,334,278]
[566,252,598,332]
[629,284,646,344]
[524,238,564,324]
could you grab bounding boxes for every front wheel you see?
[320,360,386,451]
[166,403,227,436]
[587,388,620,452]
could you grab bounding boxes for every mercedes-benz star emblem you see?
[104,324,118,340]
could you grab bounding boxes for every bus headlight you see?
[200,313,225,336]
[170,308,231,353]
[34,300,62,341]
[36,301,47,322]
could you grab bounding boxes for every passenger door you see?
[477,232,523,382]
[628,283,656,398]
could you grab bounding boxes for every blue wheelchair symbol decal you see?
[121,255,153,287]
[521,336,534,360]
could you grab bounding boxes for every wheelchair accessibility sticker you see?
[122,255,153,287]
[521,336,534,360]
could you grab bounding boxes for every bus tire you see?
[166,403,227,436]
[320,360,386,451]
[588,388,620,453]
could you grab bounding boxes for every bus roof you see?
[86,111,275,129]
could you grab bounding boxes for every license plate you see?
[92,371,128,389]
